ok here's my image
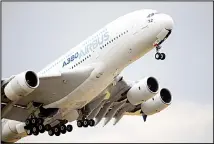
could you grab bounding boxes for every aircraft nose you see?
[161,14,174,30]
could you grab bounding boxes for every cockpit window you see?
[147,12,160,18]
[147,13,155,18]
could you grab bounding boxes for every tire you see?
[33,131,39,136]
[48,129,54,136]
[32,126,39,136]
[54,127,60,134]
[66,125,73,132]
[83,119,88,128]
[37,118,44,124]
[77,120,83,127]
[31,118,37,125]
[60,125,66,134]
[55,131,60,136]
[155,53,161,60]
[38,124,45,133]
[89,119,95,127]
[160,53,166,60]
[25,119,31,126]
[45,124,51,131]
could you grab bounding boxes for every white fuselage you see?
[37,9,174,110]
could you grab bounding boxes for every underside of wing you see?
[79,75,172,126]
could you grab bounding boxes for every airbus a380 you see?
[1,9,174,142]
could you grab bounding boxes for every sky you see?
[2,2,213,143]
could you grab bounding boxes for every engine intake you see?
[160,88,172,104]
[147,77,159,92]
[25,71,38,88]
[127,77,159,105]
[141,88,172,115]
[4,71,39,101]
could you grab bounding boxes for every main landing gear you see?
[155,45,166,60]
[25,117,45,136]
[76,119,95,128]
[24,117,73,136]
[46,123,73,136]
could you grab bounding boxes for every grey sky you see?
[2,2,213,143]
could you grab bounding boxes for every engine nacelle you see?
[4,71,39,101]
[127,77,159,105]
[141,88,172,115]
[1,119,27,143]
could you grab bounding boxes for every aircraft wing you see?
[2,66,94,122]
[83,76,144,126]
[84,75,172,126]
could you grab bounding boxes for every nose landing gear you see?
[155,45,166,60]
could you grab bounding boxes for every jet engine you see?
[4,71,39,101]
[1,119,27,143]
[141,88,172,115]
[127,77,159,105]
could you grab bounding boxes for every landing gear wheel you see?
[54,127,60,134]
[160,53,166,60]
[77,120,83,127]
[55,131,60,136]
[83,119,88,128]
[89,119,95,127]
[48,129,54,136]
[60,125,66,134]
[45,124,51,131]
[32,126,39,136]
[66,124,73,132]
[37,118,44,124]
[31,118,37,125]
[155,53,162,60]
[38,124,45,133]
[25,119,31,126]
[26,129,32,135]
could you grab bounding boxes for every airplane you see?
[1,9,174,143]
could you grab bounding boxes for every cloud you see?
[17,101,213,143]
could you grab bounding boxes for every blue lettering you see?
[75,52,79,58]
[70,55,75,61]
[103,31,110,41]
[62,29,110,67]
